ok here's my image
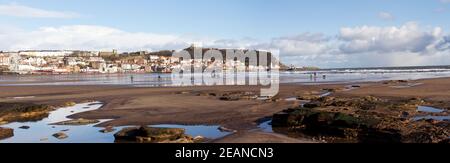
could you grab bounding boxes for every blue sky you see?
[1,0,449,38]
[1,0,450,68]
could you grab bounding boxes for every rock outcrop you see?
[99,126,116,133]
[114,126,195,143]
[0,103,54,123]
[0,127,14,140]
[52,132,68,139]
[272,96,450,143]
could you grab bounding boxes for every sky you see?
[1,0,450,68]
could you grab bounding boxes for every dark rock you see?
[195,92,210,96]
[99,126,116,133]
[297,95,321,101]
[219,91,257,101]
[383,80,408,84]
[87,102,103,106]
[114,126,189,143]
[360,103,377,110]
[322,88,336,92]
[114,127,141,141]
[193,136,206,143]
[219,96,240,101]
[272,112,290,127]
[439,139,450,144]
[403,132,433,143]
[19,126,30,129]
[0,103,54,123]
[363,96,379,102]
[0,127,14,140]
[358,129,402,143]
[52,132,68,139]
[401,111,410,118]
[271,95,450,143]
[303,102,320,108]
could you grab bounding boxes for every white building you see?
[19,50,74,57]
[22,57,47,66]
[104,64,119,73]
[0,53,11,66]
[15,65,37,73]
[149,55,159,61]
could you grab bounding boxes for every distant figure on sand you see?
[212,70,217,78]
[323,75,327,79]
[131,76,134,83]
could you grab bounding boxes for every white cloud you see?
[0,25,198,51]
[378,12,395,20]
[267,33,334,57]
[257,23,450,68]
[338,22,442,54]
[0,3,80,18]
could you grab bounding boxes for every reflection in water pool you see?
[418,106,444,113]
[0,102,230,143]
[413,116,450,121]
[413,106,449,121]
[258,119,273,133]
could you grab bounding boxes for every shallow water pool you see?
[0,102,230,143]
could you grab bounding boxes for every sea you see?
[1,65,450,86]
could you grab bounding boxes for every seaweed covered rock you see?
[219,91,258,101]
[114,126,194,143]
[271,96,450,143]
[0,103,54,123]
[99,126,116,133]
[0,127,14,140]
[52,132,68,139]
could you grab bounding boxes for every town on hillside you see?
[0,46,283,75]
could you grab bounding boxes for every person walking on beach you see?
[131,75,134,83]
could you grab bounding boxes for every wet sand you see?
[211,131,316,143]
[1,77,450,143]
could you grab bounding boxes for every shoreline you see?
[1,77,450,143]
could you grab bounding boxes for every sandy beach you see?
[1,77,450,143]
